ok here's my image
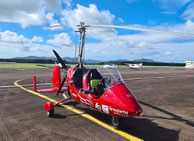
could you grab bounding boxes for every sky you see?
[0,0,194,62]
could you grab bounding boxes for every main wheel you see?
[111,116,122,129]
[47,109,54,117]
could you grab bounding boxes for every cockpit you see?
[71,66,124,99]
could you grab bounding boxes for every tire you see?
[111,116,122,129]
[47,109,54,117]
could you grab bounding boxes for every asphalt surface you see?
[0,67,194,141]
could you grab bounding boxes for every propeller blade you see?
[52,50,68,70]
[89,24,194,38]
[56,73,67,96]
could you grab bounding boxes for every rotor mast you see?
[77,22,87,68]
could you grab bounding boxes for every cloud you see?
[61,4,117,41]
[0,30,30,44]
[59,3,194,62]
[32,36,43,42]
[182,2,194,21]
[161,11,176,15]
[42,0,63,12]
[0,0,62,28]
[165,52,173,55]
[47,32,72,47]
[0,30,75,58]
[118,18,124,23]
[61,4,115,25]
[81,18,194,62]
[46,12,60,28]
[0,30,46,58]
[153,0,191,14]
[1,2,194,62]
[63,0,72,8]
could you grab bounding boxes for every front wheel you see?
[47,109,54,117]
[111,116,122,129]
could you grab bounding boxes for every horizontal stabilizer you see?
[33,74,67,93]
[37,87,67,93]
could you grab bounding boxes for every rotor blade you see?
[56,74,67,96]
[49,24,77,28]
[52,50,68,70]
[89,24,194,38]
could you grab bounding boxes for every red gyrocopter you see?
[33,22,194,129]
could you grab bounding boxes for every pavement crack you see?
[0,119,13,141]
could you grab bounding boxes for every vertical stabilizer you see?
[52,65,61,88]
[33,75,37,92]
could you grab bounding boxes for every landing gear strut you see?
[44,97,71,117]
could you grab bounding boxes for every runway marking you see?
[14,79,143,141]
[151,68,194,108]
[0,83,51,89]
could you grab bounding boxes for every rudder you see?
[52,65,61,88]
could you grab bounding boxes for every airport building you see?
[185,61,194,68]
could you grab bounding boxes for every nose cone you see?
[105,84,143,117]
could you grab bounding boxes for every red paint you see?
[37,66,143,118]
[52,65,61,88]
[33,75,37,92]
[82,71,89,91]
[33,65,67,93]
[44,102,54,112]
[37,88,67,92]
[54,97,72,106]
[66,68,143,118]
[99,82,142,117]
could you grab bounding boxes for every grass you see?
[0,63,185,69]
[144,66,185,69]
[0,63,50,69]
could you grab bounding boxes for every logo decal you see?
[95,103,101,111]
[102,105,109,114]
[109,106,128,116]
[78,94,93,107]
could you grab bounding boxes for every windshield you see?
[84,65,124,88]
[98,66,124,88]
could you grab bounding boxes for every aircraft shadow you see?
[51,114,67,119]
[61,100,179,141]
[140,101,194,127]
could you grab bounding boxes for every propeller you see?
[52,50,68,70]
[52,50,69,96]
[56,73,67,96]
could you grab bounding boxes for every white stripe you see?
[0,83,51,88]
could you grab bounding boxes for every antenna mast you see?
[77,22,86,68]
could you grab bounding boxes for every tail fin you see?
[33,74,37,92]
[33,65,67,93]
[52,65,61,88]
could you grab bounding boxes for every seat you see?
[82,69,103,95]
[72,67,84,89]
[90,79,101,91]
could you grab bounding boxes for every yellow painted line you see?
[14,79,143,141]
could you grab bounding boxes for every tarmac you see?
[0,67,194,141]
